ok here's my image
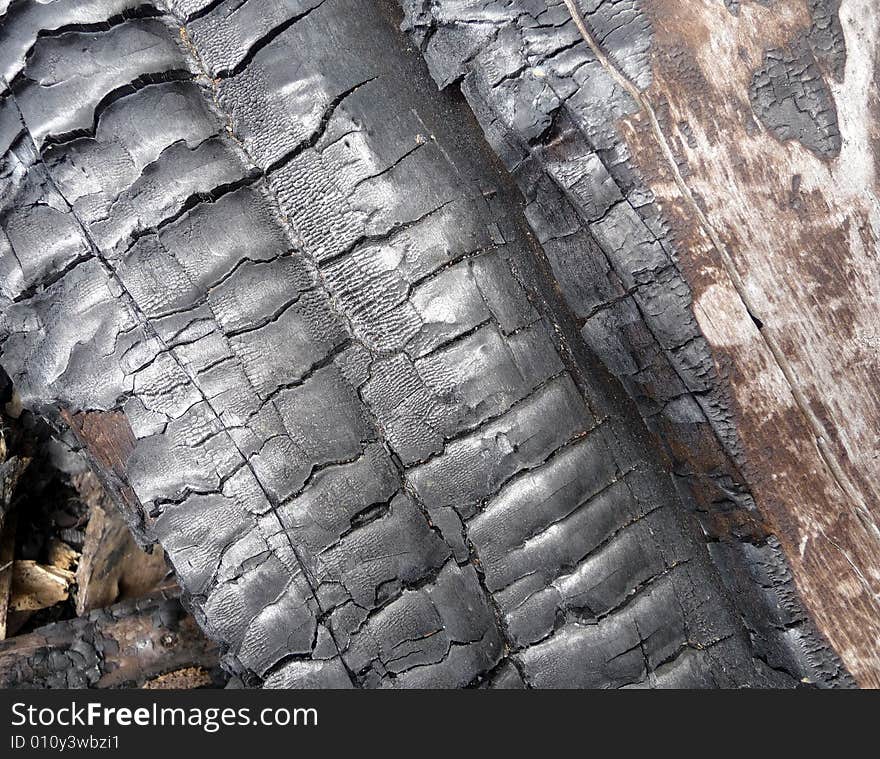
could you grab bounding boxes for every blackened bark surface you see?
[0,0,853,687]
[396,0,876,686]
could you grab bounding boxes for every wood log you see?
[0,593,223,689]
[0,0,875,688]
[398,0,880,686]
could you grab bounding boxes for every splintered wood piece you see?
[47,539,79,572]
[0,511,16,640]
[0,423,31,640]
[0,455,29,507]
[9,560,74,612]
[73,471,170,616]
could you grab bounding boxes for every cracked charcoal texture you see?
[0,0,843,688]
[397,0,854,686]
[749,41,841,159]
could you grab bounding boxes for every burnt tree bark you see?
[0,0,874,687]
[397,0,880,686]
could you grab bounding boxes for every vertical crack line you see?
[172,7,520,675]
[1,73,357,687]
[561,0,880,567]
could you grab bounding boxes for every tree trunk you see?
[0,0,874,687]
[398,0,880,686]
